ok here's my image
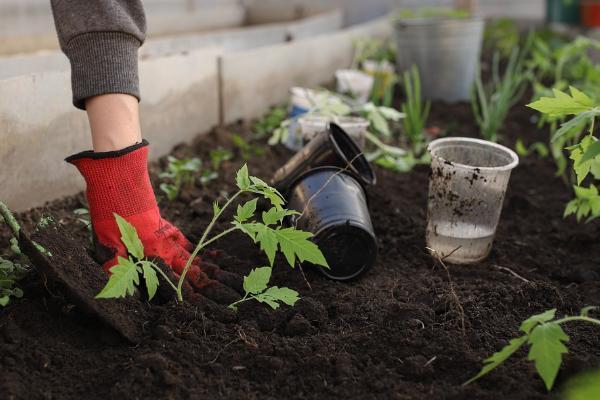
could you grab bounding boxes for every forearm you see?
[50,0,147,109]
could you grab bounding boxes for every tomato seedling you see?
[528,87,600,221]
[98,165,328,305]
[159,156,201,201]
[465,307,600,391]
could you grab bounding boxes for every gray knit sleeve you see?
[50,0,147,109]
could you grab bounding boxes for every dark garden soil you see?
[0,98,599,400]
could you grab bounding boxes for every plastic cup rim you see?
[428,137,519,172]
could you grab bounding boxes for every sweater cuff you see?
[64,32,141,110]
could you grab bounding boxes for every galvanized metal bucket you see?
[393,16,484,102]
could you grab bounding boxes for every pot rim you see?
[428,137,519,172]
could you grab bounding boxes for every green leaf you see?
[96,256,141,299]
[520,309,556,334]
[236,164,250,190]
[114,214,144,260]
[0,296,9,307]
[464,336,528,385]
[261,207,297,226]
[140,261,159,301]
[262,286,300,306]
[213,201,220,216]
[255,286,300,309]
[580,140,600,164]
[553,109,600,142]
[564,199,578,217]
[564,369,600,400]
[580,306,598,317]
[235,199,258,223]
[243,266,271,294]
[248,176,285,210]
[527,322,570,391]
[527,87,594,118]
[369,109,391,137]
[569,136,598,185]
[275,227,329,268]
[253,225,279,266]
[160,183,178,201]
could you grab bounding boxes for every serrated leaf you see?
[580,140,600,164]
[96,256,140,299]
[213,201,220,216]
[564,200,578,217]
[262,207,296,226]
[140,261,159,301]
[236,164,250,190]
[275,227,329,268]
[580,306,598,317]
[254,225,278,266]
[527,323,570,391]
[520,309,556,334]
[243,266,271,294]
[553,109,600,142]
[114,214,144,260]
[527,87,594,118]
[262,286,300,306]
[464,336,528,385]
[235,199,258,223]
[254,294,280,309]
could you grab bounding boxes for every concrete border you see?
[0,9,344,81]
[0,47,222,211]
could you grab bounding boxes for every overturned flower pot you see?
[287,167,377,280]
[271,122,376,195]
[392,12,484,102]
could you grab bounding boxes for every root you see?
[427,246,466,337]
[493,265,530,283]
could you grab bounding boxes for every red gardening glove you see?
[66,140,241,303]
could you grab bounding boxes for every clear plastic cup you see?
[426,137,519,264]
[333,116,369,149]
[335,69,374,104]
[299,115,369,150]
[298,115,330,142]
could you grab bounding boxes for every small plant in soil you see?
[466,307,600,391]
[228,266,299,310]
[269,89,408,169]
[374,65,431,173]
[98,165,328,305]
[159,156,201,201]
[351,37,397,107]
[527,35,600,182]
[0,202,31,306]
[472,40,532,142]
[231,134,265,161]
[252,106,287,139]
[514,138,549,159]
[528,87,600,221]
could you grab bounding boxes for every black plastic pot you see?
[271,123,376,195]
[287,167,377,281]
